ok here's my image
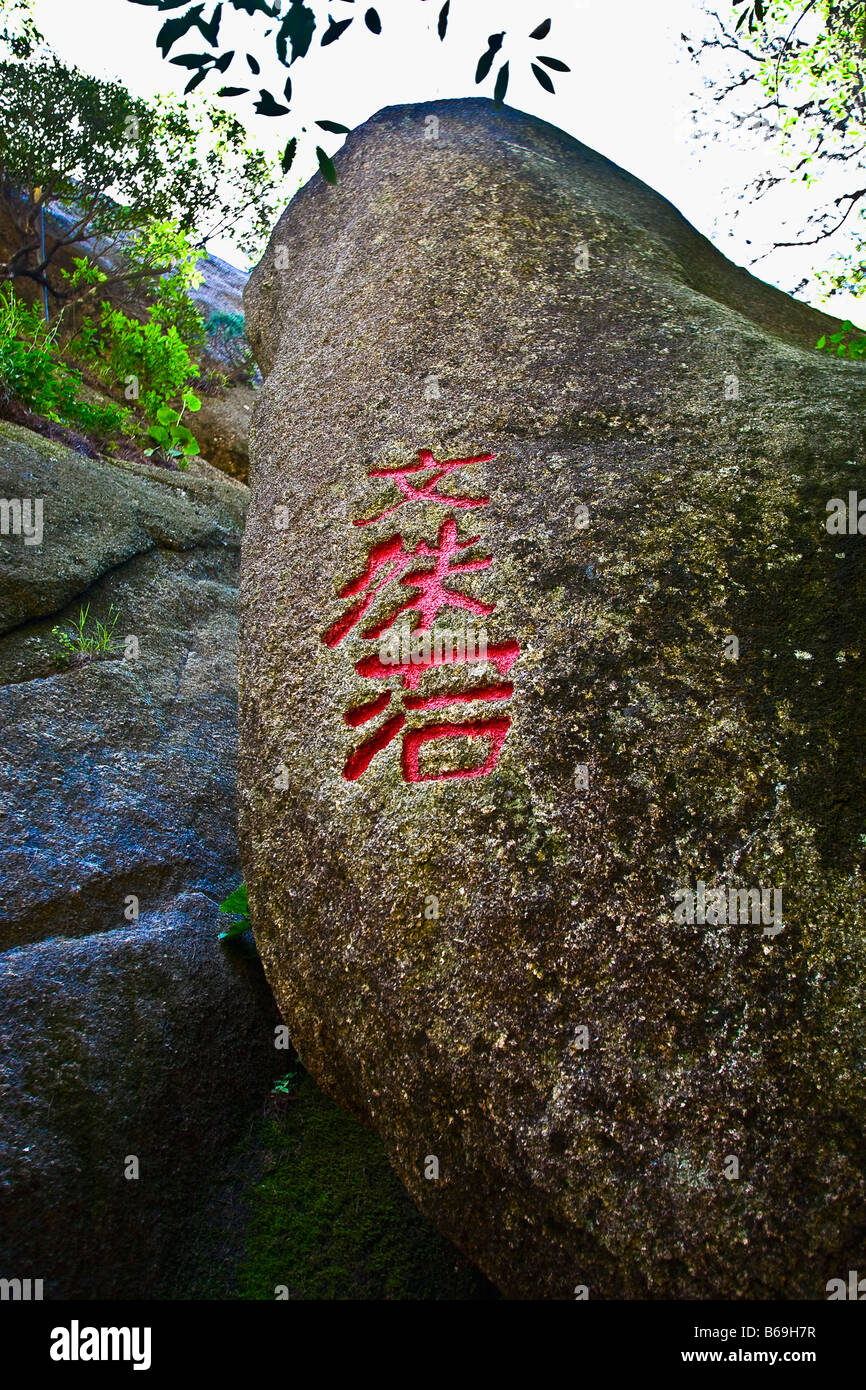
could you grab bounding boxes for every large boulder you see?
[0,422,280,1297]
[239,99,866,1299]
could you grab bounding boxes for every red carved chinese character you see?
[324,446,519,784]
[402,717,512,782]
[322,517,494,651]
[354,448,493,527]
[341,694,514,784]
[355,637,520,692]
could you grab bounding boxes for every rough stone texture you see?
[194,384,256,483]
[240,99,866,1300]
[0,421,281,1297]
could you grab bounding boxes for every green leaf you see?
[815,336,826,349]
[276,1,316,66]
[199,2,223,47]
[148,424,170,444]
[475,33,504,84]
[183,390,202,410]
[182,437,201,455]
[321,15,353,45]
[219,883,249,916]
[218,918,251,941]
[169,52,212,68]
[157,405,177,425]
[316,145,338,185]
[255,88,291,116]
[156,6,206,59]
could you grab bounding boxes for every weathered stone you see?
[240,99,866,1299]
[0,422,281,1296]
[194,384,256,483]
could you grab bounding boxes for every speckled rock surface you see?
[0,422,281,1297]
[195,384,256,483]
[239,98,866,1299]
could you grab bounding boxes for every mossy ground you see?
[236,1065,497,1301]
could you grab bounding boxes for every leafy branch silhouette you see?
[127,0,570,182]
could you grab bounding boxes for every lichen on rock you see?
[240,98,866,1299]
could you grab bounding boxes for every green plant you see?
[0,10,281,303]
[0,286,130,438]
[691,4,866,299]
[218,882,250,940]
[52,603,121,664]
[144,389,202,467]
[272,1070,299,1096]
[816,321,866,359]
[77,302,200,420]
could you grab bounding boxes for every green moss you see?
[237,1070,497,1300]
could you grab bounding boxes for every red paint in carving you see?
[403,682,514,710]
[322,519,495,651]
[362,518,494,639]
[343,713,406,781]
[401,717,512,783]
[354,449,494,527]
[326,444,519,784]
[356,639,521,691]
[322,534,409,647]
[344,691,392,727]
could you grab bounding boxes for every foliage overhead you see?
[126,0,571,178]
[0,0,281,306]
[689,2,866,300]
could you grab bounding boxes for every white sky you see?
[28,0,865,326]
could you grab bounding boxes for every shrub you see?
[0,287,130,439]
[87,304,200,422]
